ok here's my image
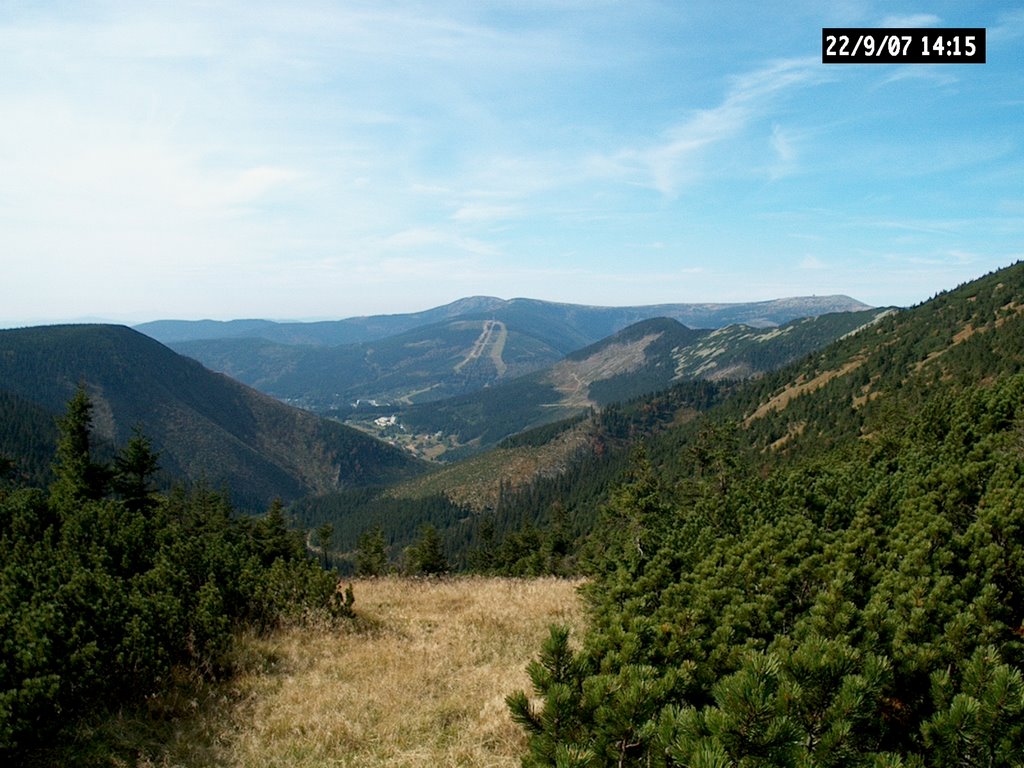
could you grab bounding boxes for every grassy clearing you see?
[51,576,585,768]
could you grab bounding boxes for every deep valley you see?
[5,264,1024,764]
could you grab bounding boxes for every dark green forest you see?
[0,389,351,759]
[507,263,1024,765]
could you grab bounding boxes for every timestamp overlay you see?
[822,28,986,64]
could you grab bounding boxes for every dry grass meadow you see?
[100,577,585,768]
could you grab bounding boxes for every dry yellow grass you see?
[744,357,866,424]
[128,577,585,768]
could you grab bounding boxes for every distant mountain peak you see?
[135,294,873,346]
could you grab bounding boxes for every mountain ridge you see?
[383,307,887,460]
[136,294,871,346]
[0,324,427,509]
[149,295,874,423]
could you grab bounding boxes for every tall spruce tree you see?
[49,385,108,511]
[315,522,334,569]
[112,426,160,514]
[356,526,389,576]
[406,523,449,576]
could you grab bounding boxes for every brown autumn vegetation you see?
[57,577,585,768]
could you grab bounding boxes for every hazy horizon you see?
[2,291,884,329]
[3,2,1022,326]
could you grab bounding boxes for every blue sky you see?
[1,1,1022,324]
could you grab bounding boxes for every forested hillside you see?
[508,262,1024,765]
[0,325,426,509]
[0,390,63,487]
[292,379,730,574]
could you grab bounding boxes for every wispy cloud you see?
[600,57,824,195]
[872,66,960,90]
[990,9,1024,43]
[768,125,798,180]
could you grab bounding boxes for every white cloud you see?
[601,57,824,195]
[191,166,307,211]
[873,67,960,89]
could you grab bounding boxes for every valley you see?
[6,263,1024,764]
[150,298,880,463]
[346,308,884,461]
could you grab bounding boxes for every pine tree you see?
[315,522,334,569]
[111,426,160,514]
[255,498,303,565]
[923,646,1024,767]
[49,385,108,511]
[507,626,591,766]
[469,516,498,573]
[582,444,670,581]
[662,653,803,767]
[355,526,389,576]
[406,523,449,576]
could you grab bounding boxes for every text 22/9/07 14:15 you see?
[822,28,986,64]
